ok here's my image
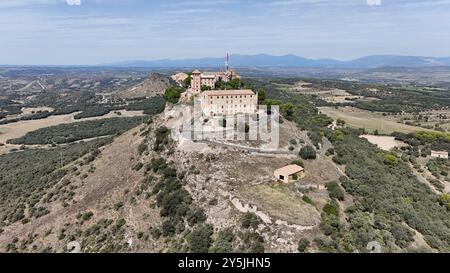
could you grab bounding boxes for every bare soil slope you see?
[117,73,172,99]
[0,125,163,253]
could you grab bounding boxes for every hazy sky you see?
[1,0,450,65]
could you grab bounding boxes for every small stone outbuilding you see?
[274,164,305,183]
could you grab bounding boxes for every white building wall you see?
[201,92,258,116]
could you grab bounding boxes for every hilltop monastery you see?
[191,54,258,117]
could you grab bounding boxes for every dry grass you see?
[361,135,406,151]
[0,110,144,144]
[239,183,320,226]
[319,106,433,134]
[0,125,163,252]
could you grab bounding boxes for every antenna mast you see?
[225,52,229,72]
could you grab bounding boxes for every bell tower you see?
[191,69,202,94]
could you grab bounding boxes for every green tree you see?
[162,220,176,237]
[291,160,304,167]
[187,224,214,253]
[201,85,212,91]
[183,73,192,86]
[281,103,295,120]
[337,119,346,126]
[82,211,93,221]
[210,228,235,253]
[302,195,314,205]
[439,194,450,210]
[239,232,265,253]
[257,89,266,104]
[187,208,207,226]
[325,181,345,201]
[228,78,243,89]
[299,145,317,160]
[241,212,261,229]
[297,238,310,253]
[383,154,398,166]
[164,86,184,104]
[326,148,335,156]
[322,200,339,217]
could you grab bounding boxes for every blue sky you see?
[1,0,450,65]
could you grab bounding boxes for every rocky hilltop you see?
[117,73,172,99]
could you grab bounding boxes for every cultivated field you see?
[319,106,433,134]
[0,110,144,144]
[277,81,379,104]
[360,135,406,151]
[398,109,450,132]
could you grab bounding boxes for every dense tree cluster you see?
[146,150,266,253]
[327,128,450,252]
[306,79,450,113]
[154,126,170,152]
[0,111,53,125]
[0,139,111,226]
[126,96,165,115]
[163,86,185,104]
[215,78,245,90]
[8,117,143,145]
[0,91,165,125]
[240,78,450,252]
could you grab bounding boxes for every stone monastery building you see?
[194,54,258,117]
[191,53,239,94]
[200,89,258,117]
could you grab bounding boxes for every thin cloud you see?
[367,0,382,6]
[66,0,81,5]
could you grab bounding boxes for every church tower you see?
[191,69,202,94]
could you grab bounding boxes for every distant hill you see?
[116,73,172,99]
[106,54,450,69]
[346,55,450,68]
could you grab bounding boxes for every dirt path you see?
[198,139,296,156]
[411,166,441,194]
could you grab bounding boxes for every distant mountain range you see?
[105,54,450,69]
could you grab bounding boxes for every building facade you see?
[200,89,258,116]
[191,69,238,94]
[274,165,305,184]
[191,54,239,94]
